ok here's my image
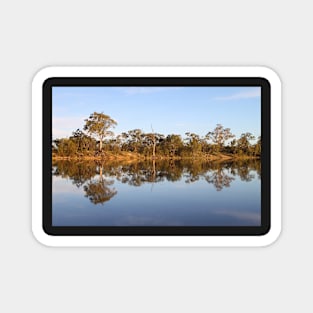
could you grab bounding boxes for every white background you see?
[0,1,311,312]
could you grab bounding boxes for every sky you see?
[52,86,261,140]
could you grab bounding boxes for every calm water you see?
[52,159,261,226]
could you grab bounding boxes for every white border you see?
[32,66,281,247]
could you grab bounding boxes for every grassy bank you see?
[52,151,259,162]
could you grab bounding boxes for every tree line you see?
[53,112,261,159]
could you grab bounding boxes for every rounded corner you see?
[32,66,58,88]
[256,66,282,88]
[259,224,282,247]
[31,225,54,247]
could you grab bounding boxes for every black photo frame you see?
[42,77,270,236]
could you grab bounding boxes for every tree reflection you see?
[83,178,117,205]
[52,161,96,187]
[205,167,235,191]
[229,159,260,182]
[83,164,117,205]
[117,160,165,186]
[53,159,261,200]
[184,160,212,183]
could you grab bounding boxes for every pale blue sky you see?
[52,86,261,140]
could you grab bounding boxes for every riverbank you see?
[52,151,260,162]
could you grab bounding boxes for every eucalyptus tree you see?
[206,124,235,153]
[83,112,117,152]
[54,138,77,156]
[142,132,164,158]
[70,129,97,153]
[163,134,184,157]
[127,129,144,153]
[185,132,202,156]
[236,132,255,155]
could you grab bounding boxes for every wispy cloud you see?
[214,88,261,101]
[116,87,183,95]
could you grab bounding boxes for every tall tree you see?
[70,129,96,153]
[164,134,184,157]
[83,112,117,152]
[236,132,255,155]
[206,124,235,153]
[127,129,143,153]
[185,132,203,156]
[142,132,163,158]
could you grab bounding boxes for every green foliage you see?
[206,124,235,153]
[53,113,261,159]
[83,112,117,151]
[70,129,97,154]
[162,134,184,157]
[53,138,77,156]
[185,132,205,156]
[236,132,256,156]
[125,129,143,153]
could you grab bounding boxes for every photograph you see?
[52,85,262,227]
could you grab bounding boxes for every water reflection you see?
[53,159,261,205]
[84,178,117,205]
[204,169,235,191]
